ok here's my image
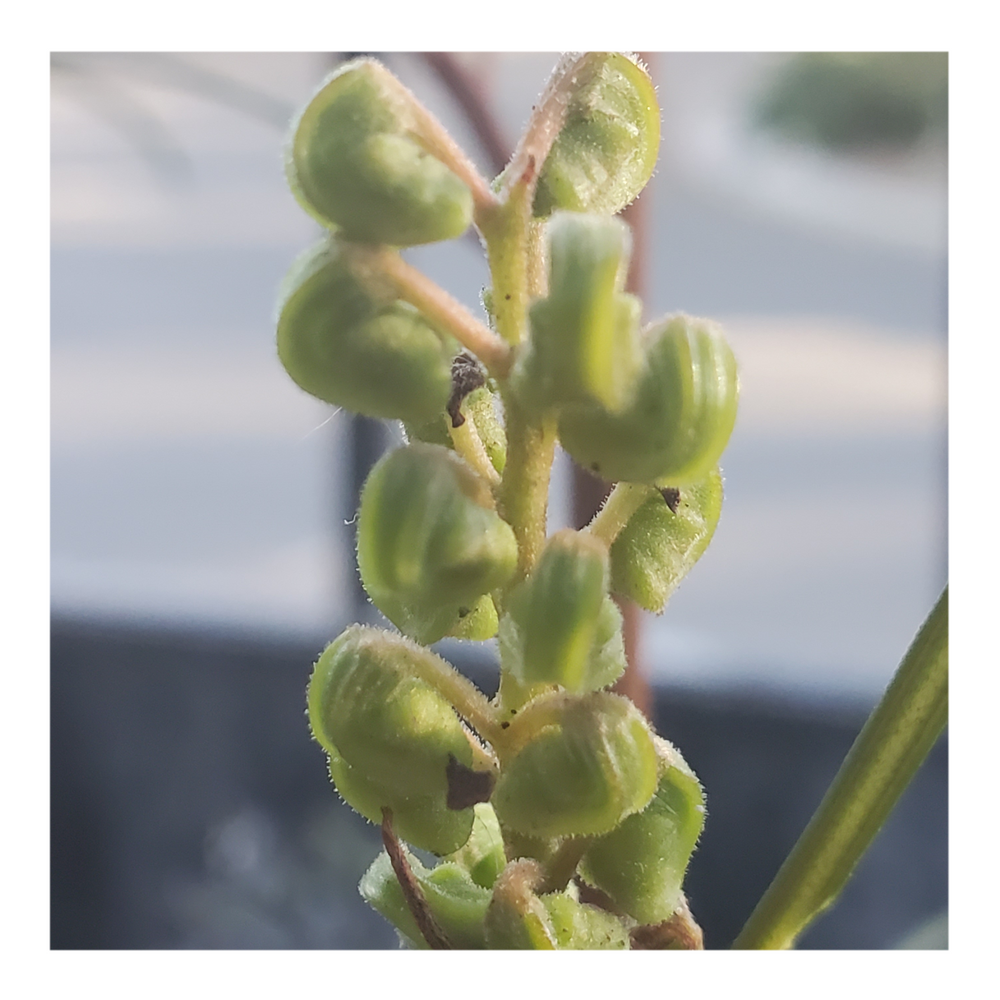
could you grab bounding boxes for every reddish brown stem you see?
[380,808,451,949]
[423,53,511,174]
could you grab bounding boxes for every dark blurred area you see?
[51,617,946,949]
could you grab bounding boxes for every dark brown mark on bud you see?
[447,352,487,427]
[445,754,496,810]
[659,487,681,513]
[380,808,451,949]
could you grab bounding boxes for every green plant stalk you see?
[480,115,559,588]
[348,245,512,377]
[587,481,657,548]
[497,401,558,586]
[732,585,948,950]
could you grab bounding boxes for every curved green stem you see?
[586,482,656,548]
[348,245,512,377]
[449,410,501,487]
[732,586,948,949]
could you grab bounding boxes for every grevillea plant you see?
[277,53,948,950]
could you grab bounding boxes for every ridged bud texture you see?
[517,213,642,413]
[287,60,473,246]
[357,444,517,644]
[559,313,739,485]
[534,53,660,218]
[307,626,476,854]
[277,239,455,422]
[492,692,658,838]
[580,737,706,924]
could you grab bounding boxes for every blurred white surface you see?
[50,53,947,701]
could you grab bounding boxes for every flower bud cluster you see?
[280,53,739,949]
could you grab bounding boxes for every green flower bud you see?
[287,59,473,246]
[579,737,706,925]
[610,468,724,613]
[492,692,659,839]
[558,313,739,485]
[500,530,626,699]
[276,239,456,422]
[357,444,518,644]
[533,53,660,218]
[359,847,492,949]
[515,213,642,413]
[307,626,478,854]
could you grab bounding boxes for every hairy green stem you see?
[497,401,558,587]
[348,245,512,377]
[361,59,499,217]
[479,124,558,592]
[448,411,500,487]
[538,836,595,895]
[586,482,657,548]
[477,185,536,349]
[732,586,948,950]
[408,650,505,749]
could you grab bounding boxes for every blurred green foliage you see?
[754,53,947,152]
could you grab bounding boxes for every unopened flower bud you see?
[501,530,626,698]
[357,444,518,644]
[277,239,456,423]
[287,59,473,246]
[492,692,658,839]
[559,313,739,485]
[534,53,660,218]
[515,213,642,413]
[307,626,480,854]
[580,737,706,925]
[610,468,724,612]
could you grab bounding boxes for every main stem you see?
[498,402,557,587]
[732,586,948,949]
[479,152,557,590]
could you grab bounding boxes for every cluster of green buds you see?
[279,53,739,949]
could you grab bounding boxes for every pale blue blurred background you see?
[51,52,946,705]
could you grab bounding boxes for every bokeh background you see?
[50,52,947,949]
